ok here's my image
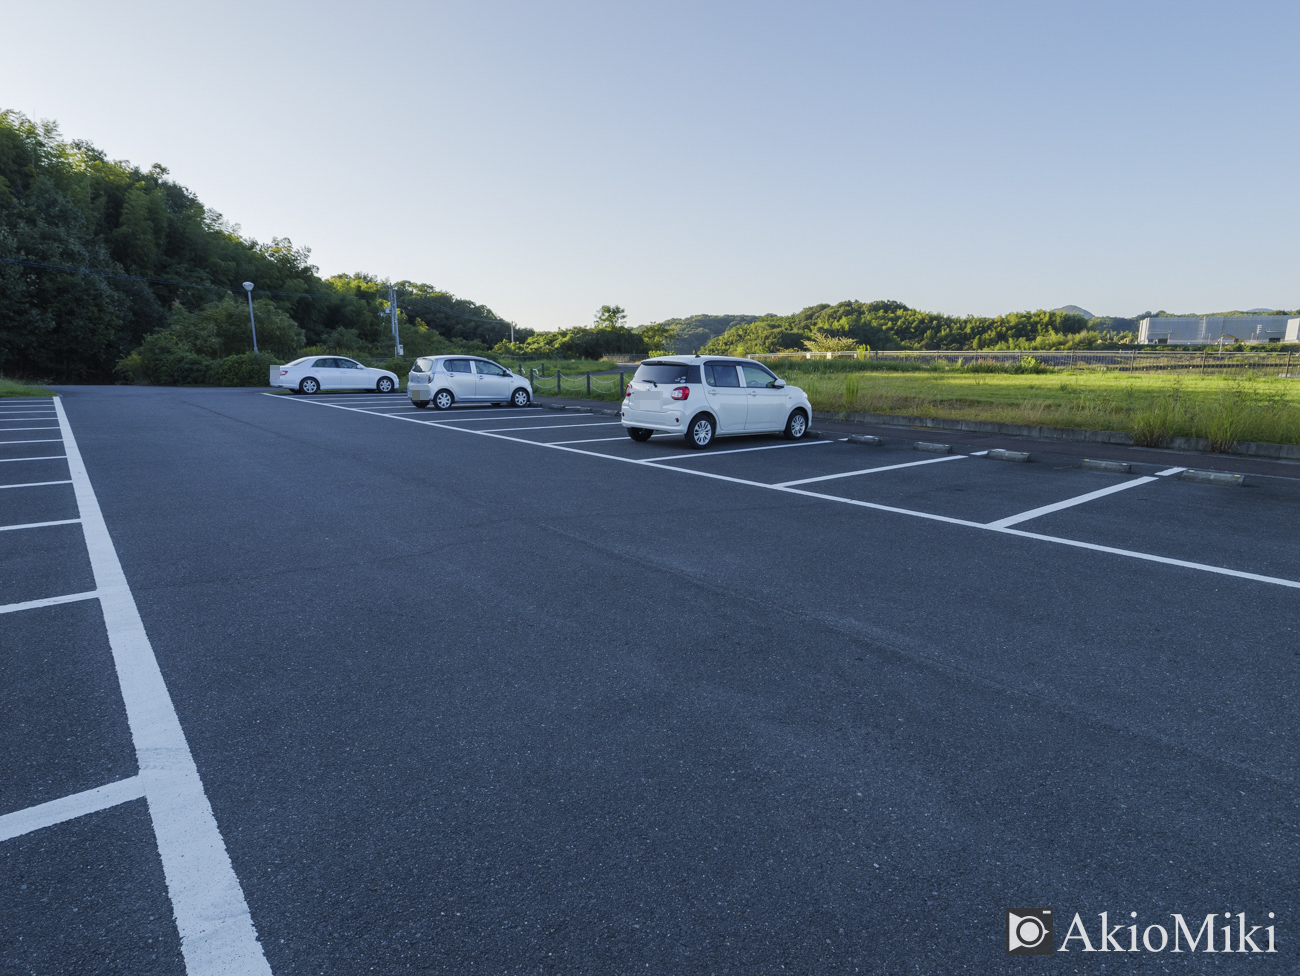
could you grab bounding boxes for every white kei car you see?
[408,356,533,409]
[270,357,401,395]
[621,356,813,448]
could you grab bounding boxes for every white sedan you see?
[270,357,401,394]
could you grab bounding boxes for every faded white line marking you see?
[268,394,1300,590]
[0,427,61,431]
[775,454,966,487]
[1155,466,1187,476]
[422,412,577,423]
[987,476,1160,528]
[0,438,65,445]
[0,480,72,489]
[0,518,80,533]
[0,776,146,842]
[652,439,834,462]
[0,590,98,615]
[546,435,635,445]
[474,422,622,432]
[54,399,272,976]
[0,455,66,463]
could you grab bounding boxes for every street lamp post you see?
[243,281,258,353]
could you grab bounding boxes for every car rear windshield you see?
[634,362,701,385]
[412,358,435,372]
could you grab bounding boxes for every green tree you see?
[167,295,305,359]
[594,304,627,329]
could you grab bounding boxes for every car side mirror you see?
[773,378,786,388]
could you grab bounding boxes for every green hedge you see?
[114,336,279,386]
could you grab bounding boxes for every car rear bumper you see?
[621,406,685,432]
[410,386,432,402]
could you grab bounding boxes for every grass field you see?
[534,360,1300,450]
[0,377,56,398]
[793,368,1300,449]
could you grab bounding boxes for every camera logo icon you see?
[1007,909,1053,954]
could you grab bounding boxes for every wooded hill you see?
[0,111,526,381]
[696,301,1130,355]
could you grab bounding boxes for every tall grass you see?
[797,370,1300,449]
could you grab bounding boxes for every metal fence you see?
[528,367,629,397]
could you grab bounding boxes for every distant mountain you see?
[1245,308,1277,313]
[1051,305,1095,319]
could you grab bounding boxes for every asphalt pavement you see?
[2,385,1297,974]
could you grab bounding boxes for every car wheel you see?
[783,409,808,440]
[510,388,530,407]
[433,389,454,410]
[299,377,319,395]
[685,414,715,449]
[627,427,653,442]
[377,377,395,393]
[412,400,429,409]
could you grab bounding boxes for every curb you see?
[987,448,1030,462]
[914,441,952,454]
[1182,469,1245,486]
[1081,458,1132,473]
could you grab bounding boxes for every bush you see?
[167,295,306,360]
[134,333,212,385]
[209,351,278,387]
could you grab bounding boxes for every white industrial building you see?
[1138,314,1298,345]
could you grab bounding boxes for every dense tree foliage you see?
[636,314,760,354]
[0,111,521,381]
[698,300,1122,355]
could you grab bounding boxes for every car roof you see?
[639,356,765,365]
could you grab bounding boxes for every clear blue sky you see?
[5,1,1297,329]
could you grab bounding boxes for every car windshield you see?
[634,362,699,385]
[412,358,435,372]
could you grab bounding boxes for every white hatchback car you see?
[621,356,813,448]
[270,357,401,395]
[408,356,534,409]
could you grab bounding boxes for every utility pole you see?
[242,281,258,352]
[388,285,403,358]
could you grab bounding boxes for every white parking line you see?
[269,394,1300,591]
[0,518,80,533]
[1155,466,1187,476]
[986,476,1160,528]
[0,455,65,462]
[413,412,560,422]
[0,438,65,445]
[473,422,622,433]
[0,426,60,431]
[0,479,73,490]
[547,435,633,444]
[53,399,272,976]
[0,776,146,842]
[774,454,965,487]
[0,590,99,615]
[652,439,835,462]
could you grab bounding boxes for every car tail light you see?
[624,383,633,397]
[671,386,689,400]
[279,370,288,376]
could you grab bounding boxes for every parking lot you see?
[3,385,1298,974]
